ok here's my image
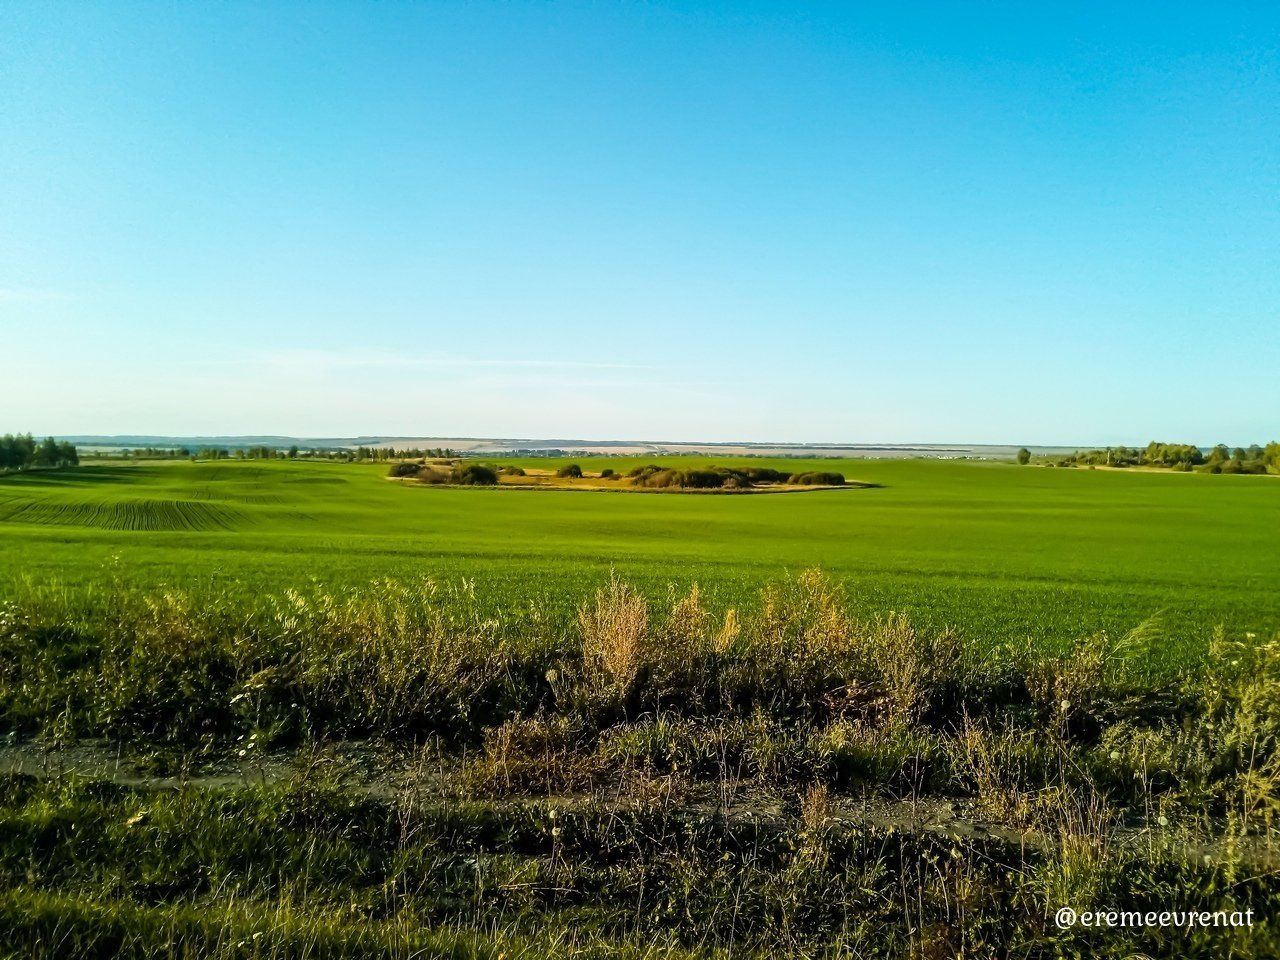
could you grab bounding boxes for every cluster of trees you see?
[625,464,844,489]
[244,445,296,459]
[417,463,499,486]
[115,445,304,460]
[788,470,848,485]
[389,460,500,486]
[0,433,78,471]
[387,460,847,490]
[1045,441,1280,474]
[1197,444,1279,474]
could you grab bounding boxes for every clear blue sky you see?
[2,2,1276,444]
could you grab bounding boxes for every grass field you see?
[2,456,1278,662]
[5,456,1280,957]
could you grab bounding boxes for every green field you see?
[6,455,1280,958]
[2,456,1278,660]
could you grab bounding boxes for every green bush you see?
[636,468,680,488]
[678,469,729,489]
[556,464,583,478]
[451,464,499,486]
[630,465,775,490]
[742,467,791,483]
[387,461,420,477]
[787,471,845,486]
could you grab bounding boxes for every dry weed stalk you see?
[579,575,650,694]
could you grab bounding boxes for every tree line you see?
[0,433,79,471]
[1028,441,1280,474]
[106,445,459,462]
[351,446,457,461]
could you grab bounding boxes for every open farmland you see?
[4,463,1280,957]
[1,456,1278,662]
[4,455,1280,956]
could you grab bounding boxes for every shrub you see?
[742,467,791,483]
[451,463,499,486]
[1016,448,1031,465]
[630,466,767,490]
[636,469,680,488]
[497,465,525,476]
[599,469,615,478]
[556,464,583,478]
[787,471,845,486]
[387,461,420,477]
[678,469,729,489]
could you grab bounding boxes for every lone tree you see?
[1016,448,1031,465]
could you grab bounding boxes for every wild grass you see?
[3,569,1280,956]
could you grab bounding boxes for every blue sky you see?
[2,2,1276,444]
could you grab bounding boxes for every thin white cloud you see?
[243,348,654,373]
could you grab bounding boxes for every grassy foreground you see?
[1,570,1279,957]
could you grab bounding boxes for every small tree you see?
[1016,448,1031,465]
[557,463,583,478]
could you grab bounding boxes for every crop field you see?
[1,456,1278,661]
[4,456,1280,958]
